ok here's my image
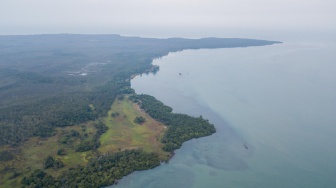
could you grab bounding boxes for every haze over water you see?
[112,38,336,188]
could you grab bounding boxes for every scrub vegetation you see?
[0,34,279,187]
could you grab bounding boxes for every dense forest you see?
[0,34,279,187]
[0,72,135,146]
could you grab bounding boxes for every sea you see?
[111,37,336,188]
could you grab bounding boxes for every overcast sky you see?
[0,0,335,39]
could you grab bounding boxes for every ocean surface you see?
[112,40,336,188]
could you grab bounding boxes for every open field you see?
[99,96,168,158]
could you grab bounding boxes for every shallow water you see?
[112,40,336,188]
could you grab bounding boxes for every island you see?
[0,34,280,187]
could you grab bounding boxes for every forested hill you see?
[0,34,280,146]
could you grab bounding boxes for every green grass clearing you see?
[99,96,168,158]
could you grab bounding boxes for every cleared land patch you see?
[99,96,168,158]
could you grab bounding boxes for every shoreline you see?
[0,35,280,187]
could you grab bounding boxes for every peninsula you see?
[0,34,280,187]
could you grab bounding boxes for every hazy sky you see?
[0,0,335,39]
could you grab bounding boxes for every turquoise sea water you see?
[112,40,336,188]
